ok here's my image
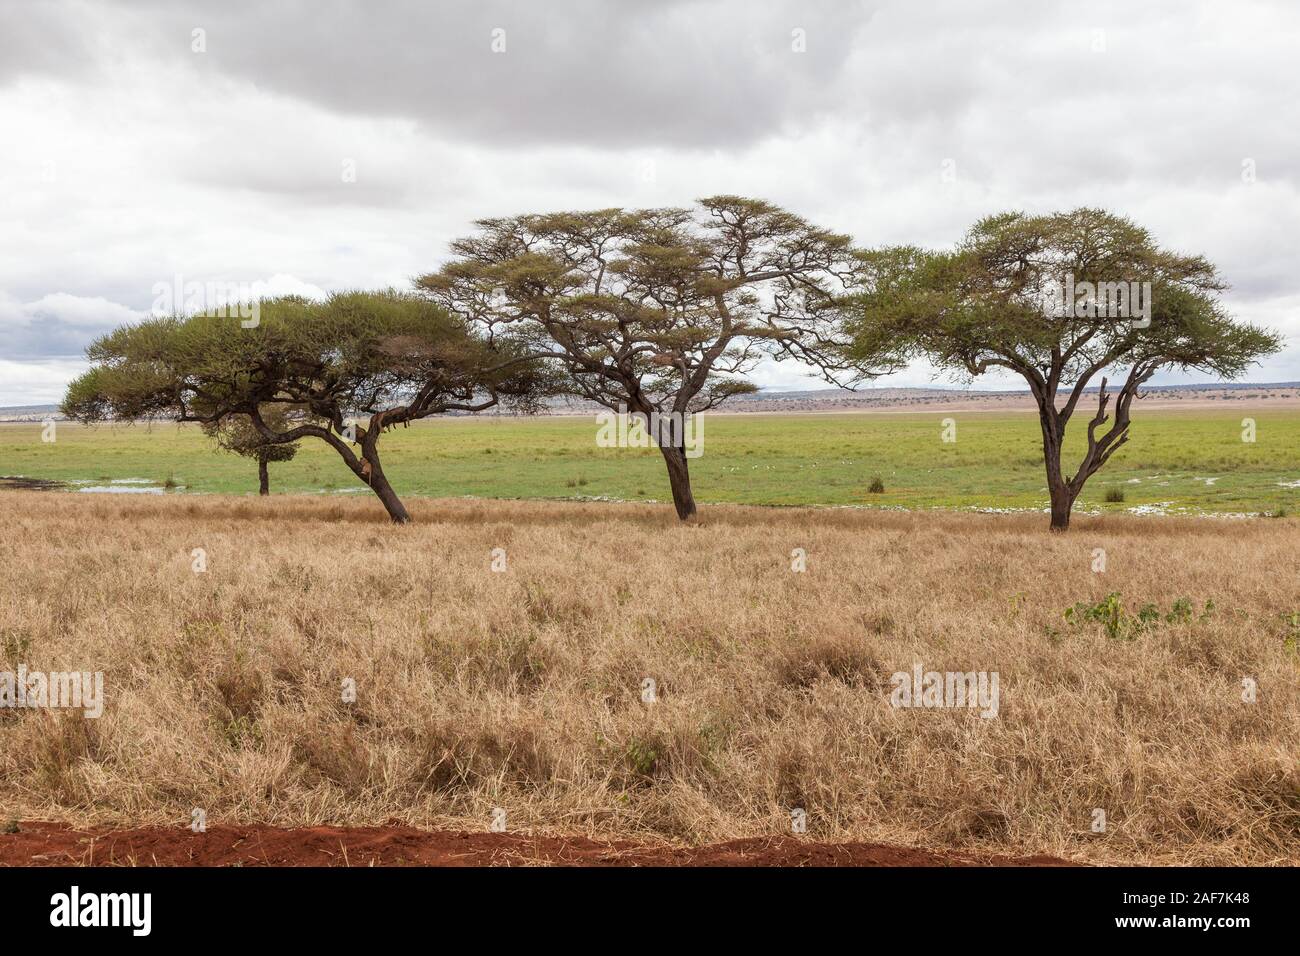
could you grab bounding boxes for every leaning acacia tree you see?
[419,197,870,519]
[844,209,1282,530]
[202,405,301,496]
[63,291,549,523]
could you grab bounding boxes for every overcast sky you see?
[1,0,1297,404]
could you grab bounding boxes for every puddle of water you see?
[0,476,66,491]
[3,474,182,494]
[78,485,166,495]
[1128,501,1175,515]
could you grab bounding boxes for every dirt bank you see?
[1,822,1077,867]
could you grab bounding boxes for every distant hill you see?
[541,382,1300,415]
[0,404,60,422]
[5,382,1300,422]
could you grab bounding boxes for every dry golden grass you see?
[0,492,1296,865]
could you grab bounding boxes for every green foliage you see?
[843,209,1283,529]
[1065,593,1147,641]
[845,210,1282,386]
[1279,612,1300,653]
[420,197,865,419]
[624,737,660,779]
[1104,486,1126,503]
[203,406,301,464]
[60,290,556,519]
[1064,593,1213,640]
[63,291,545,427]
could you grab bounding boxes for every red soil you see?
[0,822,1076,867]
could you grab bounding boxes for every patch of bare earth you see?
[0,822,1075,867]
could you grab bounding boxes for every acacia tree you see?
[419,196,871,520]
[63,290,549,523]
[202,405,301,495]
[844,209,1282,530]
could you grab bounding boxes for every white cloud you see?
[0,359,89,406]
[0,292,145,360]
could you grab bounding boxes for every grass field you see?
[1,494,1296,864]
[3,407,1300,516]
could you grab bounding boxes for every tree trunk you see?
[658,444,698,521]
[1048,481,1075,531]
[258,458,269,496]
[368,472,410,523]
[1038,411,1074,532]
[346,424,413,524]
[363,458,410,524]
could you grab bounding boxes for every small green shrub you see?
[1280,612,1300,652]
[624,738,660,779]
[1063,594,1210,641]
[1165,597,1194,624]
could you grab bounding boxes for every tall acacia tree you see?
[419,197,871,520]
[63,291,549,523]
[202,405,301,495]
[844,209,1282,530]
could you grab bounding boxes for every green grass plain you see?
[3,408,1299,515]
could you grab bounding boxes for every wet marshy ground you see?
[0,476,66,491]
[0,476,171,494]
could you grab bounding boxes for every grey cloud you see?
[92,0,879,149]
[0,2,94,85]
[2,0,1299,393]
[0,293,143,360]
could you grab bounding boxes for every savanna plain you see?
[0,407,1297,865]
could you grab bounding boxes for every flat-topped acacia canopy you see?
[62,290,551,523]
[419,196,884,520]
[842,209,1283,530]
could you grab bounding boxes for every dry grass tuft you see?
[0,493,1296,863]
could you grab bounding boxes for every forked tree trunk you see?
[1039,375,1134,532]
[258,458,269,496]
[1039,411,1075,532]
[658,444,698,521]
